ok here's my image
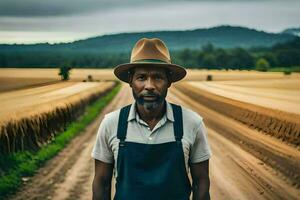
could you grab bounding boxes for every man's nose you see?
[145,78,155,90]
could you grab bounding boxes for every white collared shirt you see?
[91,101,212,176]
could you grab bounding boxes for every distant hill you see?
[0,26,297,53]
[0,29,299,69]
[282,28,300,37]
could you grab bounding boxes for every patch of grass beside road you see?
[0,81,121,199]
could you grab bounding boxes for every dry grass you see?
[174,80,300,146]
[186,79,300,115]
[0,81,116,154]
[1,68,300,91]
[0,77,60,92]
[185,69,300,81]
[0,68,116,80]
[1,68,299,148]
[0,68,116,92]
[214,79,300,90]
[0,82,111,120]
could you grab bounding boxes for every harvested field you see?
[215,78,300,90]
[0,68,116,92]
[186,79,300,114]
[0,77,60,92]
[2,68,300,91]
[174,80,300,146]
[0,81,116,154]
[1,68,300,199]
[0,68,115,81]
[185,69,300,81]
[7,84,299,200]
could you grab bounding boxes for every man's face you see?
[129,66,171,111]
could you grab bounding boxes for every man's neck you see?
[136,101,166,128]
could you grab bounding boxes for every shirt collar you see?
[127,100,174,122]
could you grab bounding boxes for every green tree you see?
[179,49,192,63]
[202,43,214,54]
[276,49,300,67]
[229,48,254,69]
[59,63,72,80]
[255,58,270,72]
[215,49,230,69]
[202,54,216,68]
[261,52,278,67]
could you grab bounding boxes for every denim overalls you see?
[114,103,191,200]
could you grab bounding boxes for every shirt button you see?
[149,137,152,140]
[147,127,150,130]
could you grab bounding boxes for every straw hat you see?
[114,38,186,83]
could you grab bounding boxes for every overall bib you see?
[114,103,191,200]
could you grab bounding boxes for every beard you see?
[132,89,167,111]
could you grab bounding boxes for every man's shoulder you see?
[103,108,122,124]
[176,104,203,126]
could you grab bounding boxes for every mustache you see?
[139,92,160,97]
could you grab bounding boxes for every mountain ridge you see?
[282,27,300,36]
[0,25,297,53]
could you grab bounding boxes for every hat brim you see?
[114,62,187,83]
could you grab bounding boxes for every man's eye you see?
[137,76,145,80]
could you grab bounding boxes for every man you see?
[91,38,212,200]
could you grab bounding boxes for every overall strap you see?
[117,104,132,141]
[171,103,184,141]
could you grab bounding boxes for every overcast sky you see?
[0,0,299,44]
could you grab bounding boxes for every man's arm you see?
[190,159,210,200]
[92,159,114,200]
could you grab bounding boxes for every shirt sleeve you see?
[189,119,212,163]
[91,116,114,164]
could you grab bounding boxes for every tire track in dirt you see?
[170,86,300,185]
[61,85,133,200]
[208,128,299,200]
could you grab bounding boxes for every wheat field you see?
[1,68,299,151]
[174,79,300,146]
[186,79,300,115]
[0,80,116,154]
[1,68,300,92]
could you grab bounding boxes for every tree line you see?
[172,37,300,71]
[0,37,299,71]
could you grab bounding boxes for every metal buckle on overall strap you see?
[176,136,182,145]
[119,140,126,147]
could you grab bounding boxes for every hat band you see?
[132,59,170,64]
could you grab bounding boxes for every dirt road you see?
[7,84,300,200]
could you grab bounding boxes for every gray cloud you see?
[0,0,149,16]
[0,0,282,17]
[0,0,299,44]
